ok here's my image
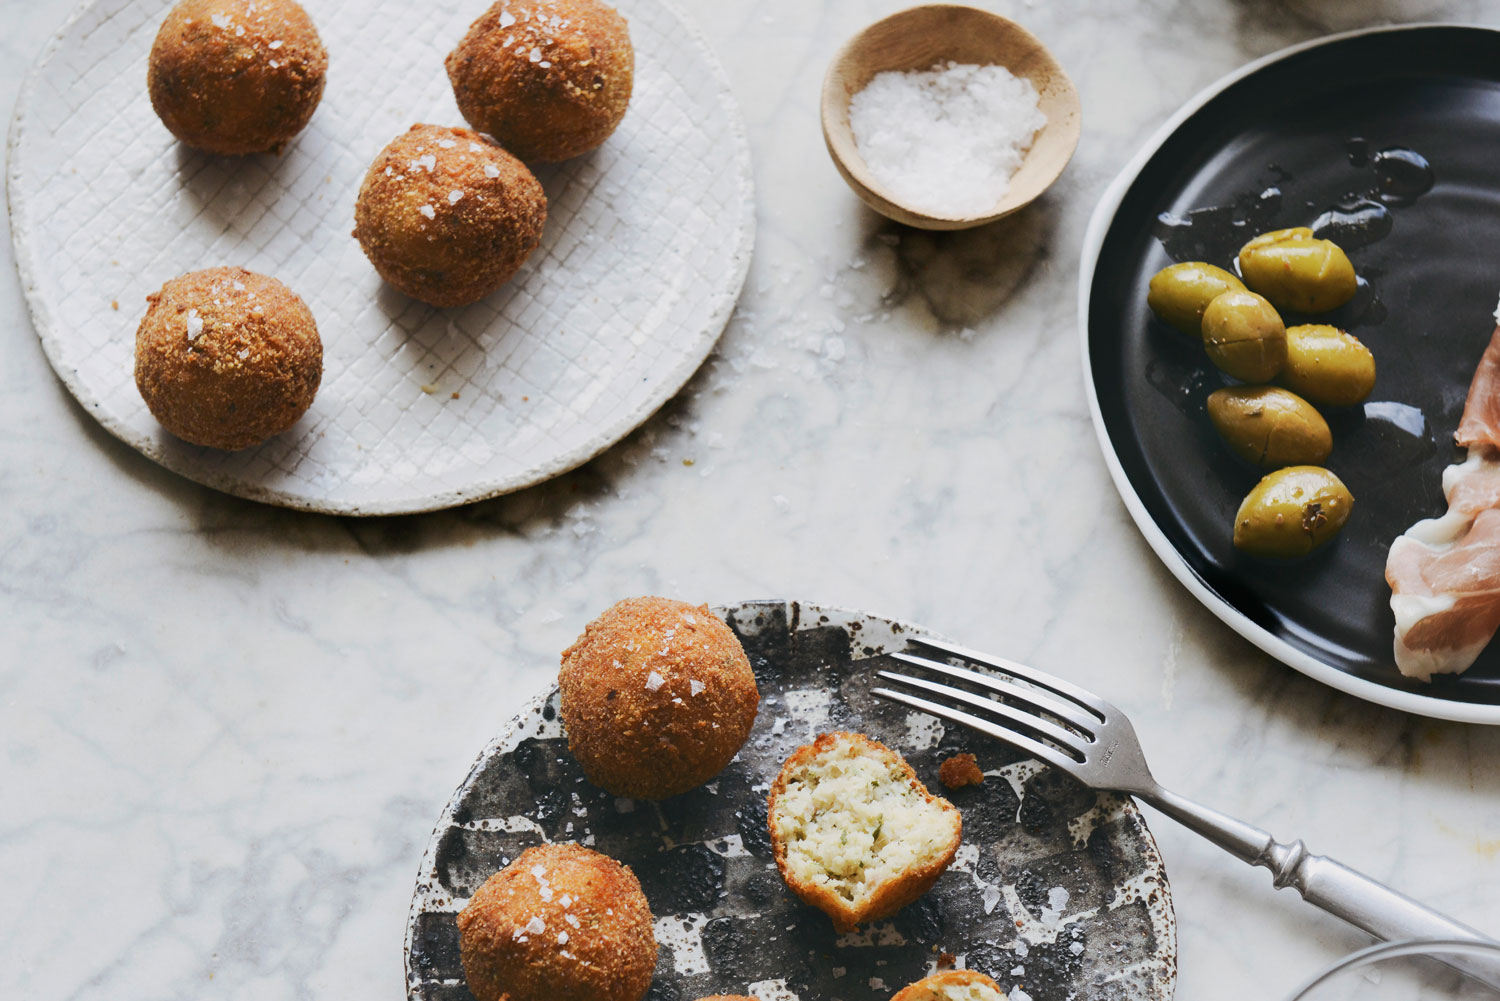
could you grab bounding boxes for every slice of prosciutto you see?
[1386,316,1500,679]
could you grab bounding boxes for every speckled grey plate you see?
[404,601,1177,1001]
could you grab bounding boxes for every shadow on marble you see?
[1225,0,1480,44]
[862,198,1054,332]
[1188,614,1500,800]
[1104,519,1500,796]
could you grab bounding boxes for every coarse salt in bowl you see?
[821,4,1081,230]
[849,60,1047,219]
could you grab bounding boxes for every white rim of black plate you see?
[6,0,754,516]
[1078,23,1500,725]
[404,600,1177,1001]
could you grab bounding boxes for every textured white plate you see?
[7,0,754,514]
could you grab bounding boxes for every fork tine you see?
[871,686,1082,774]
[877,670,1091,753]
[908,636,1110,721]
[890,652,1100,734]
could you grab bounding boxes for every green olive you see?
[1206,386,1331,468]
[1237,227,1357,314]
[1147,262,1247,336]
[1201,290,1287,383]
[1280,324,1376,407]
[1233,465,1354,559]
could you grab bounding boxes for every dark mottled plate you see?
[404,601,1177,1001]
[1081,25,1500,722]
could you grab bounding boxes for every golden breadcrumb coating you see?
[938,752,985,789]
[134,267,321,450]
[446,0,633,162]
[148,0,327,155]
[559,597,759,800]
[892,970,1010,1001]
[457,843,657,1001]
[354,124,546,307]
[768,731,962,933]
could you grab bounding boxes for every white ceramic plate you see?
[405,600,1178,1001]
[7,0,754,514]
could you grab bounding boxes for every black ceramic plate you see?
[1082,24,1500,723]
[404,601,1177,1001]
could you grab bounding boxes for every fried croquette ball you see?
[559,597,760,800]
[892,970,1010,1001]
[768,732,962,933]
[353,124,546,307]
[147,0,327,155]
[457,843,657,1001]
[446,0,634,162]
[134,267,322,450]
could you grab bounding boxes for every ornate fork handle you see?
[1145,785,1500,989]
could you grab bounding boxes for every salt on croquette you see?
[768,732,962,933]
[134,267,321,450]
[353,124,546,308]
[446,0,634,162]
[892,970,1010,1001]
[147,0,327,155]
[457,843,657,1001]
[559,597,759,800]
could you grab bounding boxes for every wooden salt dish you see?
[821,5,1081,230]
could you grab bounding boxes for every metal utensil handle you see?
[1143,786,1500,992]
[1271,845,1500,991]
[1291,853,1487,944]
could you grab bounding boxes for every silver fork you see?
[873,635,1500,987]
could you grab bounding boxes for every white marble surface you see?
[2,1,1498,1000]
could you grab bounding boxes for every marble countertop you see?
[3,1,1498,999]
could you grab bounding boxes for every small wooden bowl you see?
[821,5,1081,231]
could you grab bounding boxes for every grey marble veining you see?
[3,2,1499,1000]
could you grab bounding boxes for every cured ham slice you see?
[1387,314,1500,679]
[1457,327,1500,448]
